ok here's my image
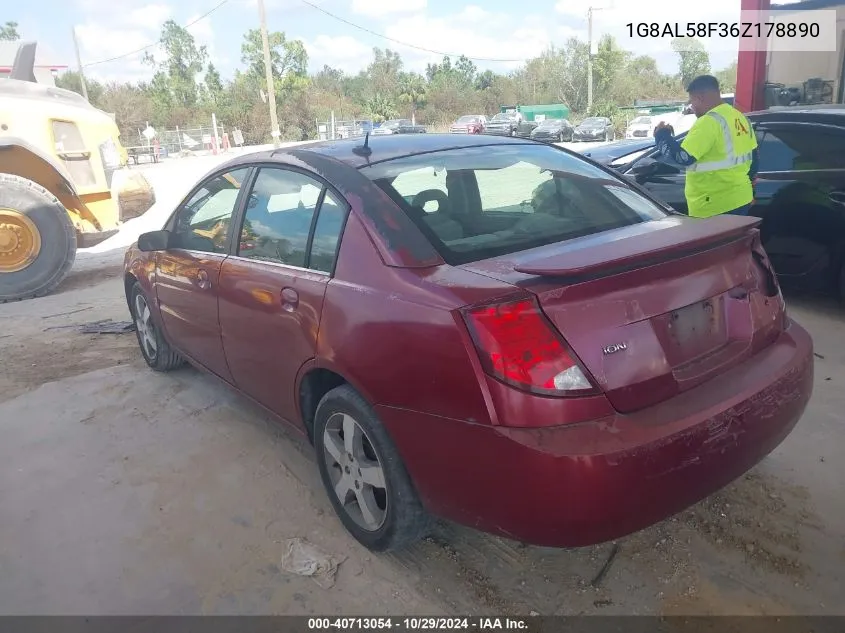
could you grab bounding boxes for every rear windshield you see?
[360,144,667,265]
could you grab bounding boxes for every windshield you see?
[539,119,562,127]
[456,115,480,124]
[580,118,604,126]
[360,144,667,265]
[492,113,515,121]
[631,116,651,125]
[381,120,401,127]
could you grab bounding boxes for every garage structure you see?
[737,0,845,111]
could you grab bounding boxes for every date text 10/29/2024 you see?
[308,618,529,630]
[626,21,820,38]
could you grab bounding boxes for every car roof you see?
[222,134,540,170]
[748,105,845,126]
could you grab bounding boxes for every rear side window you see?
[361,144,667,265]
[757,127,845,171]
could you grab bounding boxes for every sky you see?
[8,0,804,84]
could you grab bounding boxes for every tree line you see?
[3,19,737,145]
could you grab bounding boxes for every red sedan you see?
[124,134,814,552]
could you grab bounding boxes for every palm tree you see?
[398,73,427,126]
[364,94,398,123]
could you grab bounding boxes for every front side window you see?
[172,167,249,253]
[362,144,667,265]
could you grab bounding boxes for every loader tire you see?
[0,173,76,302]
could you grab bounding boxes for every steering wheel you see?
[412,189,450,214]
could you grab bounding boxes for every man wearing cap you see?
[653,74,759,218]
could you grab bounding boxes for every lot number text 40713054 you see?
[307,617,529,630]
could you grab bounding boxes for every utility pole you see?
[257,0,281,148]
[586,5,609,111]
[72,27,89,102]
[587,7,595,110]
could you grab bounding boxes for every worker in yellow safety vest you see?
[653,75,759,218]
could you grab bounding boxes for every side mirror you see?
[628,158,659,178]
[138,229,173,252]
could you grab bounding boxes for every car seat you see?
[410,189,465,242]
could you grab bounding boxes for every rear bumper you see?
[77,228,119,248]
[379,322,813,547]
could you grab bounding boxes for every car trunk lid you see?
[462,216,785,413]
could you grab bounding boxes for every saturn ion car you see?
[123,133,814,552]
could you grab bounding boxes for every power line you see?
[297,0,528,63]
[82,0,230,68]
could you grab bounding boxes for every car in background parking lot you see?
[450,115,487,134]
[484,112,535,137]
[372,119,426,135]
[572,116,615,142]
[530,118,574,142]
[625,115,656,139]
[620,106,845,300]
[123,133,813,554]
[579,138,655,166]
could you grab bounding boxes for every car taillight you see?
[462,297,596,396]
[750,234,780,298]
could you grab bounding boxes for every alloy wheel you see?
[134,293,158,359]
[322,412,388,531]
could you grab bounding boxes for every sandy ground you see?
[1,141,843,616]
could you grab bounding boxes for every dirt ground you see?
[1,148,843,615]
[1,250,843,616]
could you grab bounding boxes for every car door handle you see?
[281,287,299,311]
[196,269,211,290]
[829,191,845,205]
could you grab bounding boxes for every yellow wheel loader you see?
[0,42,155,302]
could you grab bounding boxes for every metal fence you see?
[316,118,374,141]
[156,125,229,156]
[125,123,251,162]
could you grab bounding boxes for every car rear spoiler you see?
[9,42,37,83]
[514,215,762,281]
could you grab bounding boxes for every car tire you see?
[0,173,76,303]
[839,260,845,305]
[314,384,430,552]
[129,281,185,372]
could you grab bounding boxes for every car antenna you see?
[352,132,372,159]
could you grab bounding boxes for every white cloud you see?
[186,13,228,68]
[351,0,427,18]
[381,8,565,73]
[75,0,229,82]
[74,1,172,82]
[128,3,173,30]
[302,34,373,73]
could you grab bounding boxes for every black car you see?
[579,138,655,166]
[620,105,845,298]
[484,112,535,137]
[572,117,616,142]
[529,118,574,142]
